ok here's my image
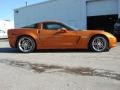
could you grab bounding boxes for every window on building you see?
[0,30,5,33]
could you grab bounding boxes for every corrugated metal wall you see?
[14,0,87,29]
[14,0,120,29]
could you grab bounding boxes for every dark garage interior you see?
[87,14,118,33]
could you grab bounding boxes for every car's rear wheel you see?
[18,36,36,53]
[89,36,109,52]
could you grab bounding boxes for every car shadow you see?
[36,49,91,53]
[0,48,19,53]
[0,47,101,53]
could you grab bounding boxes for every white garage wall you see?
[14,0,87,29]
[87,0,118,16]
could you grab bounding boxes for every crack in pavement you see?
[0,59,120,81]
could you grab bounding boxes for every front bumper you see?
[108,36,117,48]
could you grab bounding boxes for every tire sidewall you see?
[18,36,36,53]
[89,36,109,52]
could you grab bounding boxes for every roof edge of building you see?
[14,0,60,11]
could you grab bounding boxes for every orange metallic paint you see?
[8,21,117,50]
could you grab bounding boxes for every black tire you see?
[17,36,36,53]
[89,36,109,52]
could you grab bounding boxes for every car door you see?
[39,22,80,49]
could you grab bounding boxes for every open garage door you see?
[87,0,118,33]
[87,15,118,33]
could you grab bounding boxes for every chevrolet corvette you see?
[8,21,117,53]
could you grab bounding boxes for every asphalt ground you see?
[0,39,120,90]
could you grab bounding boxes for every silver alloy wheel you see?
[18,36,35,53]
[91,36,107,52]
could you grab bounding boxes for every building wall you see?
[118,0,120,17]
[86,0,118,16]
[14,0,120,29]
[14,0,87,29]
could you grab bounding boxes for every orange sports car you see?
[8,21,117,53]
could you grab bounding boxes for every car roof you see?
[38,21,63,24]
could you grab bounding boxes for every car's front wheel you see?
[89,36,109,52]
[17,36,36,53]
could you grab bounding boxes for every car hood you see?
[76,29,105,33]
[75,30,105,34]
[75,30,114,37]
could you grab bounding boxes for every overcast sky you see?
[0,0,47,21]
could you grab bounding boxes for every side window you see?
[23,24,37,28]
[43,23,66,30]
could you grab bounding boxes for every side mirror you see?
[58,28,68,33]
